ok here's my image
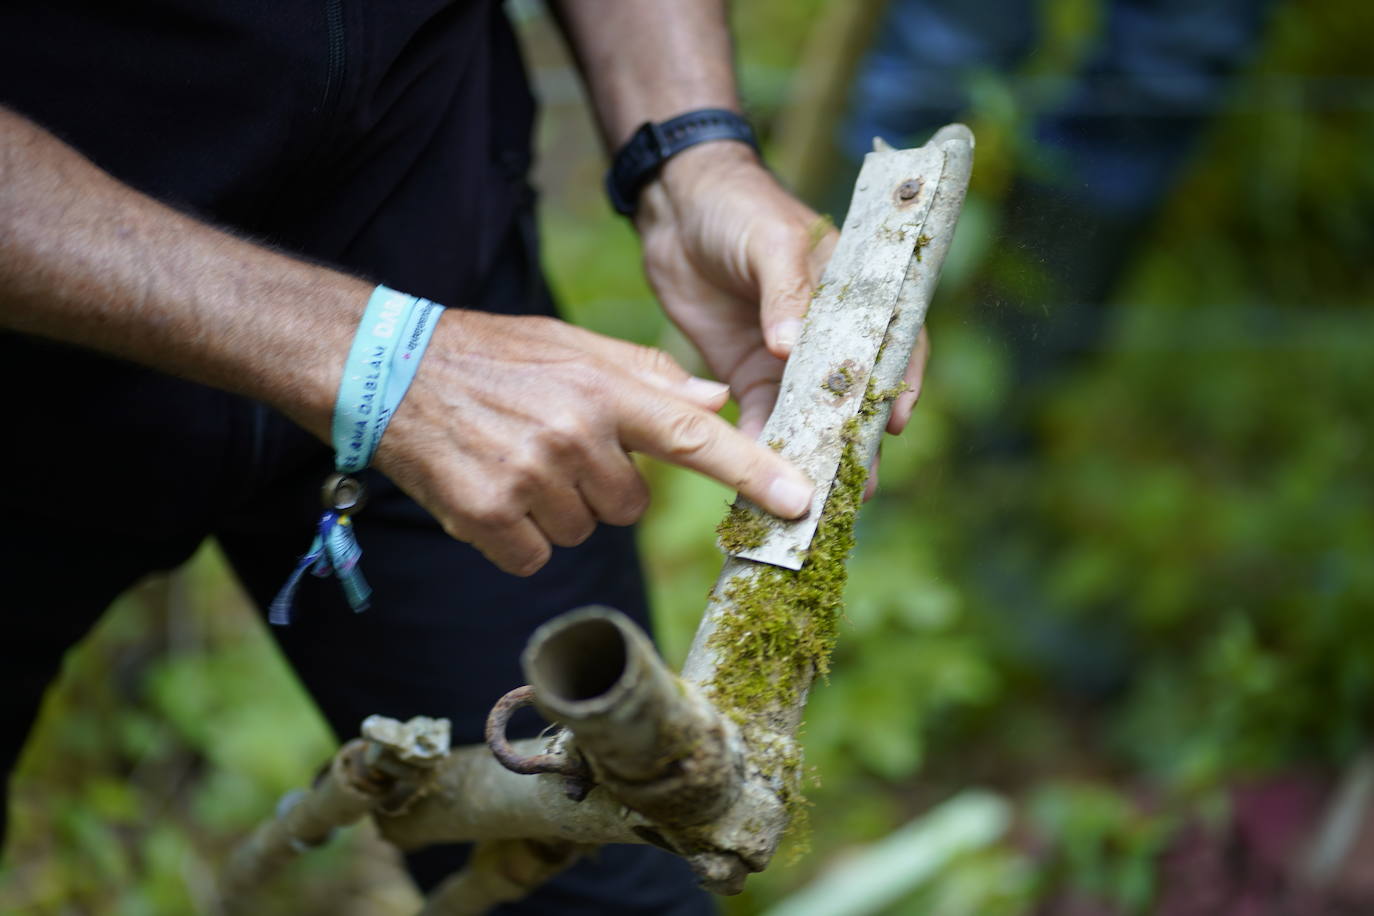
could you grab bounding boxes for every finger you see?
[681,376,732,410]
[863,448,881,502]
[888,326,931,435]
[529,485,598,548]
[809,222,839,268]
[568,328,731,408]
[727,347,786,439]
[735,378,779,441]
[578,448,651,527]
[755,231,818,359]
[448,514,552,577]
[617,393,813,519]
[625,358,730,410]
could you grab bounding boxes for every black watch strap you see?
[605,108,759,217]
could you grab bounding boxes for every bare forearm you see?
[0,108,815,575]
[550,0,740,148]
[0,106,367,439]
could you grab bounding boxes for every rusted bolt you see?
[897,179,921,201]
[823,364,857,397]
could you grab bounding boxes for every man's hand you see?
[552,0,930,478]
[0,106,813,578]
[374,311,814,576]
[636,144,932,441]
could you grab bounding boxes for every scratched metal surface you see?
[726,143,946,570]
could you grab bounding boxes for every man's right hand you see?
[0,107,811,578]
[373,310,814,576]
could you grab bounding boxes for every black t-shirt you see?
[0,0,537,302]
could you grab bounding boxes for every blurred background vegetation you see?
[3,0,1371,912]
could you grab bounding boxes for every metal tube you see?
[522,606,741,829]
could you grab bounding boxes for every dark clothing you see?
[1,0,535,297]
[0,2,712,911]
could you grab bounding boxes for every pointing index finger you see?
[616,387,813,519]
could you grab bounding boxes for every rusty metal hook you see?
[485,685,590,781]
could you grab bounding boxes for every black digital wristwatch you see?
[605,108,760,217]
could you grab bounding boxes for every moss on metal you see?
[715,504,771,554]
[705,421,866,723]
[704,374,909,844]
[703,422,866,845]
[860,379,909,420]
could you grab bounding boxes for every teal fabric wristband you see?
[270,285,446,625]
[332,286,445,473]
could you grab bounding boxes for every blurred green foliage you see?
[1,548,414,913]
[3,0,1371,912]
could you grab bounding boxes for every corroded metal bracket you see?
[230,124,975,916]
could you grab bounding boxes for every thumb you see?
[755,236,816,359]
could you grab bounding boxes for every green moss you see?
[716,504,770,554]
[705,433,865,843]
[739,736,815,855]
[913,232,932,261]
[780,791,814,862]
[766,437,786,452]
[708,414,868,845]
[706,422,867,721]
[704,392,882,846]
[859,379,910,420]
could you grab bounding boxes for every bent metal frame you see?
[223,125,974,916]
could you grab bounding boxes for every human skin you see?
[554,0,930,489]
[0,2,927,575]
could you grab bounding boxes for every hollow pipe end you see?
[521,606,647,720]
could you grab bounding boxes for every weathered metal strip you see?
[729,144,946,569]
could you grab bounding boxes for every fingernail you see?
[890,396,913,434]
[769,475,813,518]
[683,377,731,402]
[774,318,803,352]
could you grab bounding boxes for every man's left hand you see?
[634,142,931,443]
